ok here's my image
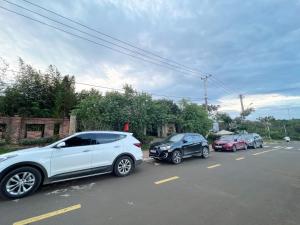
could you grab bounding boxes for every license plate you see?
[215,146,222,148]
[150,149,156,153]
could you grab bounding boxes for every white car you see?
[284,136,291,142]
[0,131,143,199]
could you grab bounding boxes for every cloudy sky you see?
[0,0,300,120]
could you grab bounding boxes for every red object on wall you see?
[123,122,129,132]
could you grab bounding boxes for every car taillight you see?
[134,143,142,148]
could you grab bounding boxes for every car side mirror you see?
[56,142,66,148]
[183,139,188,143]
[234,139,238,142]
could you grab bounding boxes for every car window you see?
[219,135,234,141]
[184,135,194,143]
[64,134,94,147]
[93,133,125,144]
[193,135,203,142]
[165,134,185,142]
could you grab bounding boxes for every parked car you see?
[149,133,210,164]
[213,135,247,152]
[0,131,142,199]
[242,133,263,148]
[284,136,291,142]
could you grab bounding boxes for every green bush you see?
[0,139,6,146]
[19,136,59,146]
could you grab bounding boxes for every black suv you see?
[242,133,263,149]
[149,133,210,164]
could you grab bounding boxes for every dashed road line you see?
[13,204,81,225]
[252,149,277,156]
[207,164,221,169]
[236,157,245,161]
[285,147,294,150]
[264,145,270,148]
[154,176,179,185]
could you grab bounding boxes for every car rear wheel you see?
[0,167,42,199]
[114,156,134,177]
[171,150,182,164]
[202,147,209,158]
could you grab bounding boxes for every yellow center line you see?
[154,176,179,185]
[252,149,277,156]
[207,164,221,169]
[13,204,81,225]
[236,157,245,160]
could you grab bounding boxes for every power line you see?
[2,69,205,101]
[3,0,205,76]
[6,0,243,96]
[0,6,206,78]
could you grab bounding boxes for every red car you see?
[213,135,247,152]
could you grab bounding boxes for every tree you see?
[0,57,8,93]
[0,59,76,117]
[241,107,255,118]
[178,101,212,135]
[216,112,232,130]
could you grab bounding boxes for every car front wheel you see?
[202,147,209,158]
[232,145,237,152]
[171,150,182,164]
[0,167,42,199]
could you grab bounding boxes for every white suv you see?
[0,131,143,199]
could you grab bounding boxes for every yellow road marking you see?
[252,149,277,156]
[155,176,179,184]
[13,204,81,225]
[207,164,221,169]
[236,157,245,160]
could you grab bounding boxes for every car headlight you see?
[160,145,171,151]
[0,154,18,162]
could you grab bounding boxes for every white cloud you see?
[218,93,300,113]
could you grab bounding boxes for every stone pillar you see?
[9,116,22,144]
[69,115,77,135]
[59,118,70,138]
[44,122,54,137]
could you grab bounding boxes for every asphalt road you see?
[0,141,300,225]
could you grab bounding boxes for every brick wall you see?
[0,116,70,144]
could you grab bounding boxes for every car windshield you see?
[165,134,185,142]
[219,135,234,141]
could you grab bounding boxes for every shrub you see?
[19,136,59,146]
[0,139,6,146]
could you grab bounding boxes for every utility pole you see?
[201,74,211,111]
[239,94,245,118]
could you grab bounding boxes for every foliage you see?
[19,136,59,146]
[74,88,213,143]
[178,101,212,135]
[0,59,77,118]
[241,107,255,118]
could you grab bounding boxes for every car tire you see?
[253,142,257,149]
[171,150,182,164]
[260,143,263,148]
[114,156,134,177]
[232,145,237,152]
[0,166,42,199]
[202,147,209,159]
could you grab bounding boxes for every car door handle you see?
[83,149,91,152]
[114,146,121,148]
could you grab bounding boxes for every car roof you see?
[75,131,133,135]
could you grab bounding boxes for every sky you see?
[0,0,300,120]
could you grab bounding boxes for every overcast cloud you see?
[0,0,300,119]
